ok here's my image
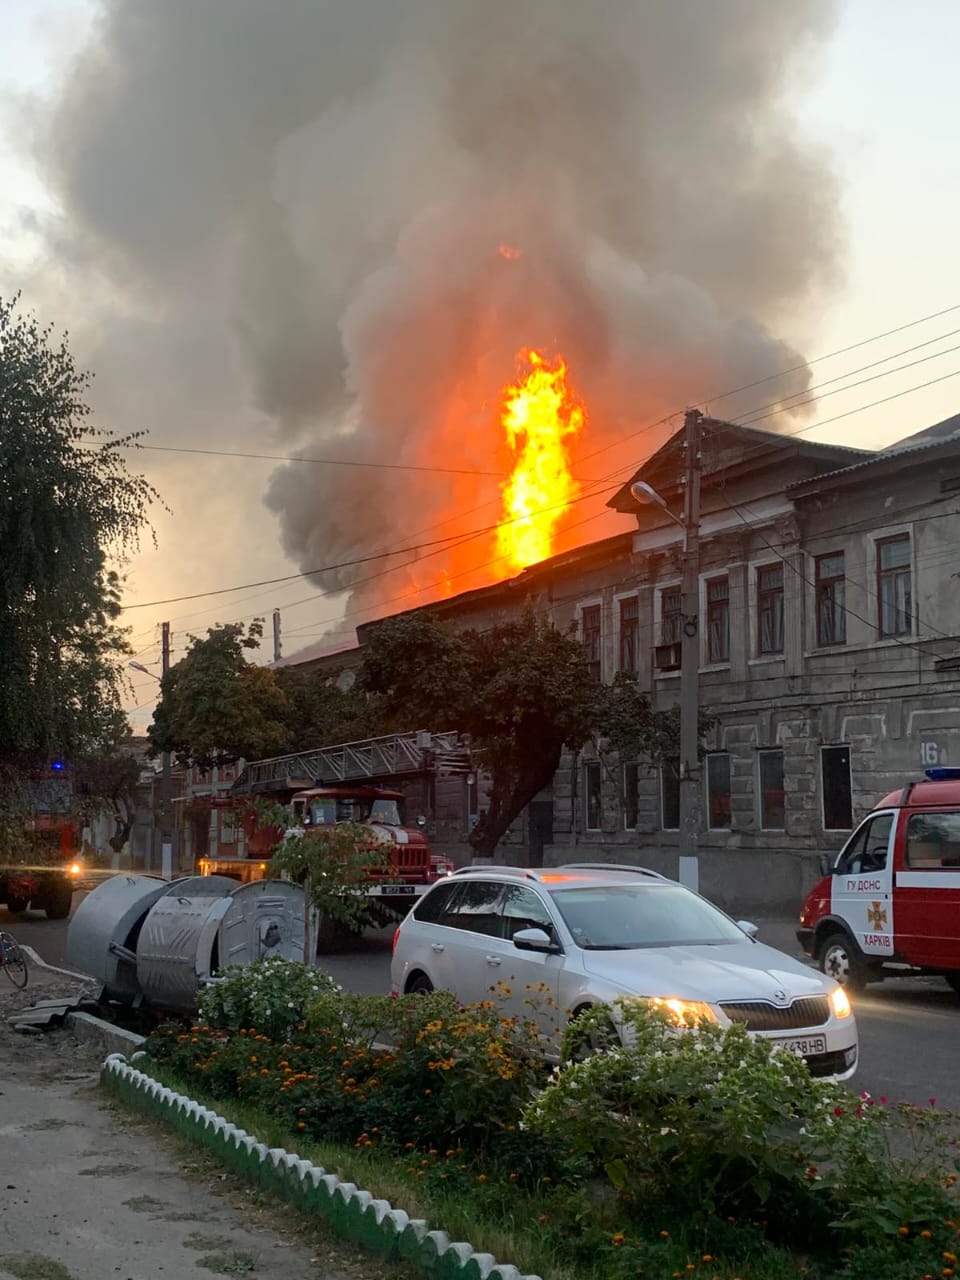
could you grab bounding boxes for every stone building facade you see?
[290,413,960,915]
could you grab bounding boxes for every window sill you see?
[700,663,731,674]
[804,636,917,658]
[748,655,784,666]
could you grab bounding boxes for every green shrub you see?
[197,956,340,1039]
[525,1000,960,1267]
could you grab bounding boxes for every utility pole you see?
[678,409,703,892]
[160,621,173,879]
[272,609,282,663]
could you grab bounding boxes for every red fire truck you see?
[0,769,84,919]
[798,767,960,992]
[196,783,453,907]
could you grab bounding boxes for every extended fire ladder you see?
[231,729,472,795]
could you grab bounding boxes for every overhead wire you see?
[117,299,960,656]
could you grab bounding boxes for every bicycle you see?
[0,929,28,989]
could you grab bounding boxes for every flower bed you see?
[129,959,960,1280]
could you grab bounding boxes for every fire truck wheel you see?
[405,972,434,996]
[43,882,74,920]
[945,972,960,998]
[5,891,30,915]
[817,930,867,991]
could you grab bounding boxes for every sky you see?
[1,0,959,735]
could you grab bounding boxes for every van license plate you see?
[367,884,417,896]
[775,1035,827,1057]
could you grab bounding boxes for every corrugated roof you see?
[787,422,960,490]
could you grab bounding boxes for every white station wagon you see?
[390,864,859,1080]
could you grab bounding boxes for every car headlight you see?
[830,986,852,1019]
[69,862,82,877]
[643,996,717,1026]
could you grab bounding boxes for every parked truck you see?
[0,771,84,919]
[195,783,454,911]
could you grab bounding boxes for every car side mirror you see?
[818,853,834,877]
[513,927,561,954]
[736,920,759,940]
[416,814,427,828]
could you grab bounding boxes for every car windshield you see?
[550,884,747,949]
[307,797,402,826]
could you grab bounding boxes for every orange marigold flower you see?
[898,1226,910,1237]
[659,1231,670,1240]
[612,1234,625,1246]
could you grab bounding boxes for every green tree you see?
[274,665,373,747]
[360,610,713,861]
[74,747,144,856]
[148,620,292,767]
[265,814,391,951]
[0,294,154,760]
[359,609,594,859]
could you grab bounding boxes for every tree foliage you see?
[360,609,712,859]
[359,609,591,857]
[264,812,392,944]
[0,294,155,760]
[148,620,371,766]
[148,620,292,766]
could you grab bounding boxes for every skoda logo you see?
[773,988,788,1005]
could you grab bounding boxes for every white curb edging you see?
[102,1053,542,1280]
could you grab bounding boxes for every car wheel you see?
[5,892,30,915]
[405,972,434,996]
[945,972,960,998]
[818,930,868,991]
[565,1005,619,1061]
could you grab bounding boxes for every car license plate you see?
[775,1035,827,1057]
[366,884,417,896]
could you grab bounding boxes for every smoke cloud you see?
[35,0,841,639]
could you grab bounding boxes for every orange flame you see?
[496,349,583,571]
[498,243,522,260]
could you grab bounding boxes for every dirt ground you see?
[0,959,409,1280]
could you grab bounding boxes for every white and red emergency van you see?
[798,767,960,992]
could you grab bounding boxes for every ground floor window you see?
[706,753,732,829]
[584,761,602,831]
[821,745,852,830]
[758,749,785,829]
[660,763,679,830]
[622,761,638,829]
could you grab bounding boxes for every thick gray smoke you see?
[38,0,841,633]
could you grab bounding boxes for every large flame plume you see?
[496,350,583,571]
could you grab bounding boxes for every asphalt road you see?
[6,896,958,1111]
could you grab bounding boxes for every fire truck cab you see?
[798,767,960,992]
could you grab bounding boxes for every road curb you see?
[102,1053,541,1280]
[20,945,92,982]
[67,1010,146,1057]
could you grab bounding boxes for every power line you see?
[574,301,960,476]
[736,366,960,438]
[120,474,618,611]
[86,442,523,481]
[118,300,960,624]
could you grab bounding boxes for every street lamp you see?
[129,660,159,680]
[127,659,173,879]
[630,410,703,892]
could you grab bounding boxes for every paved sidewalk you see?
[0,965,396,1280]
